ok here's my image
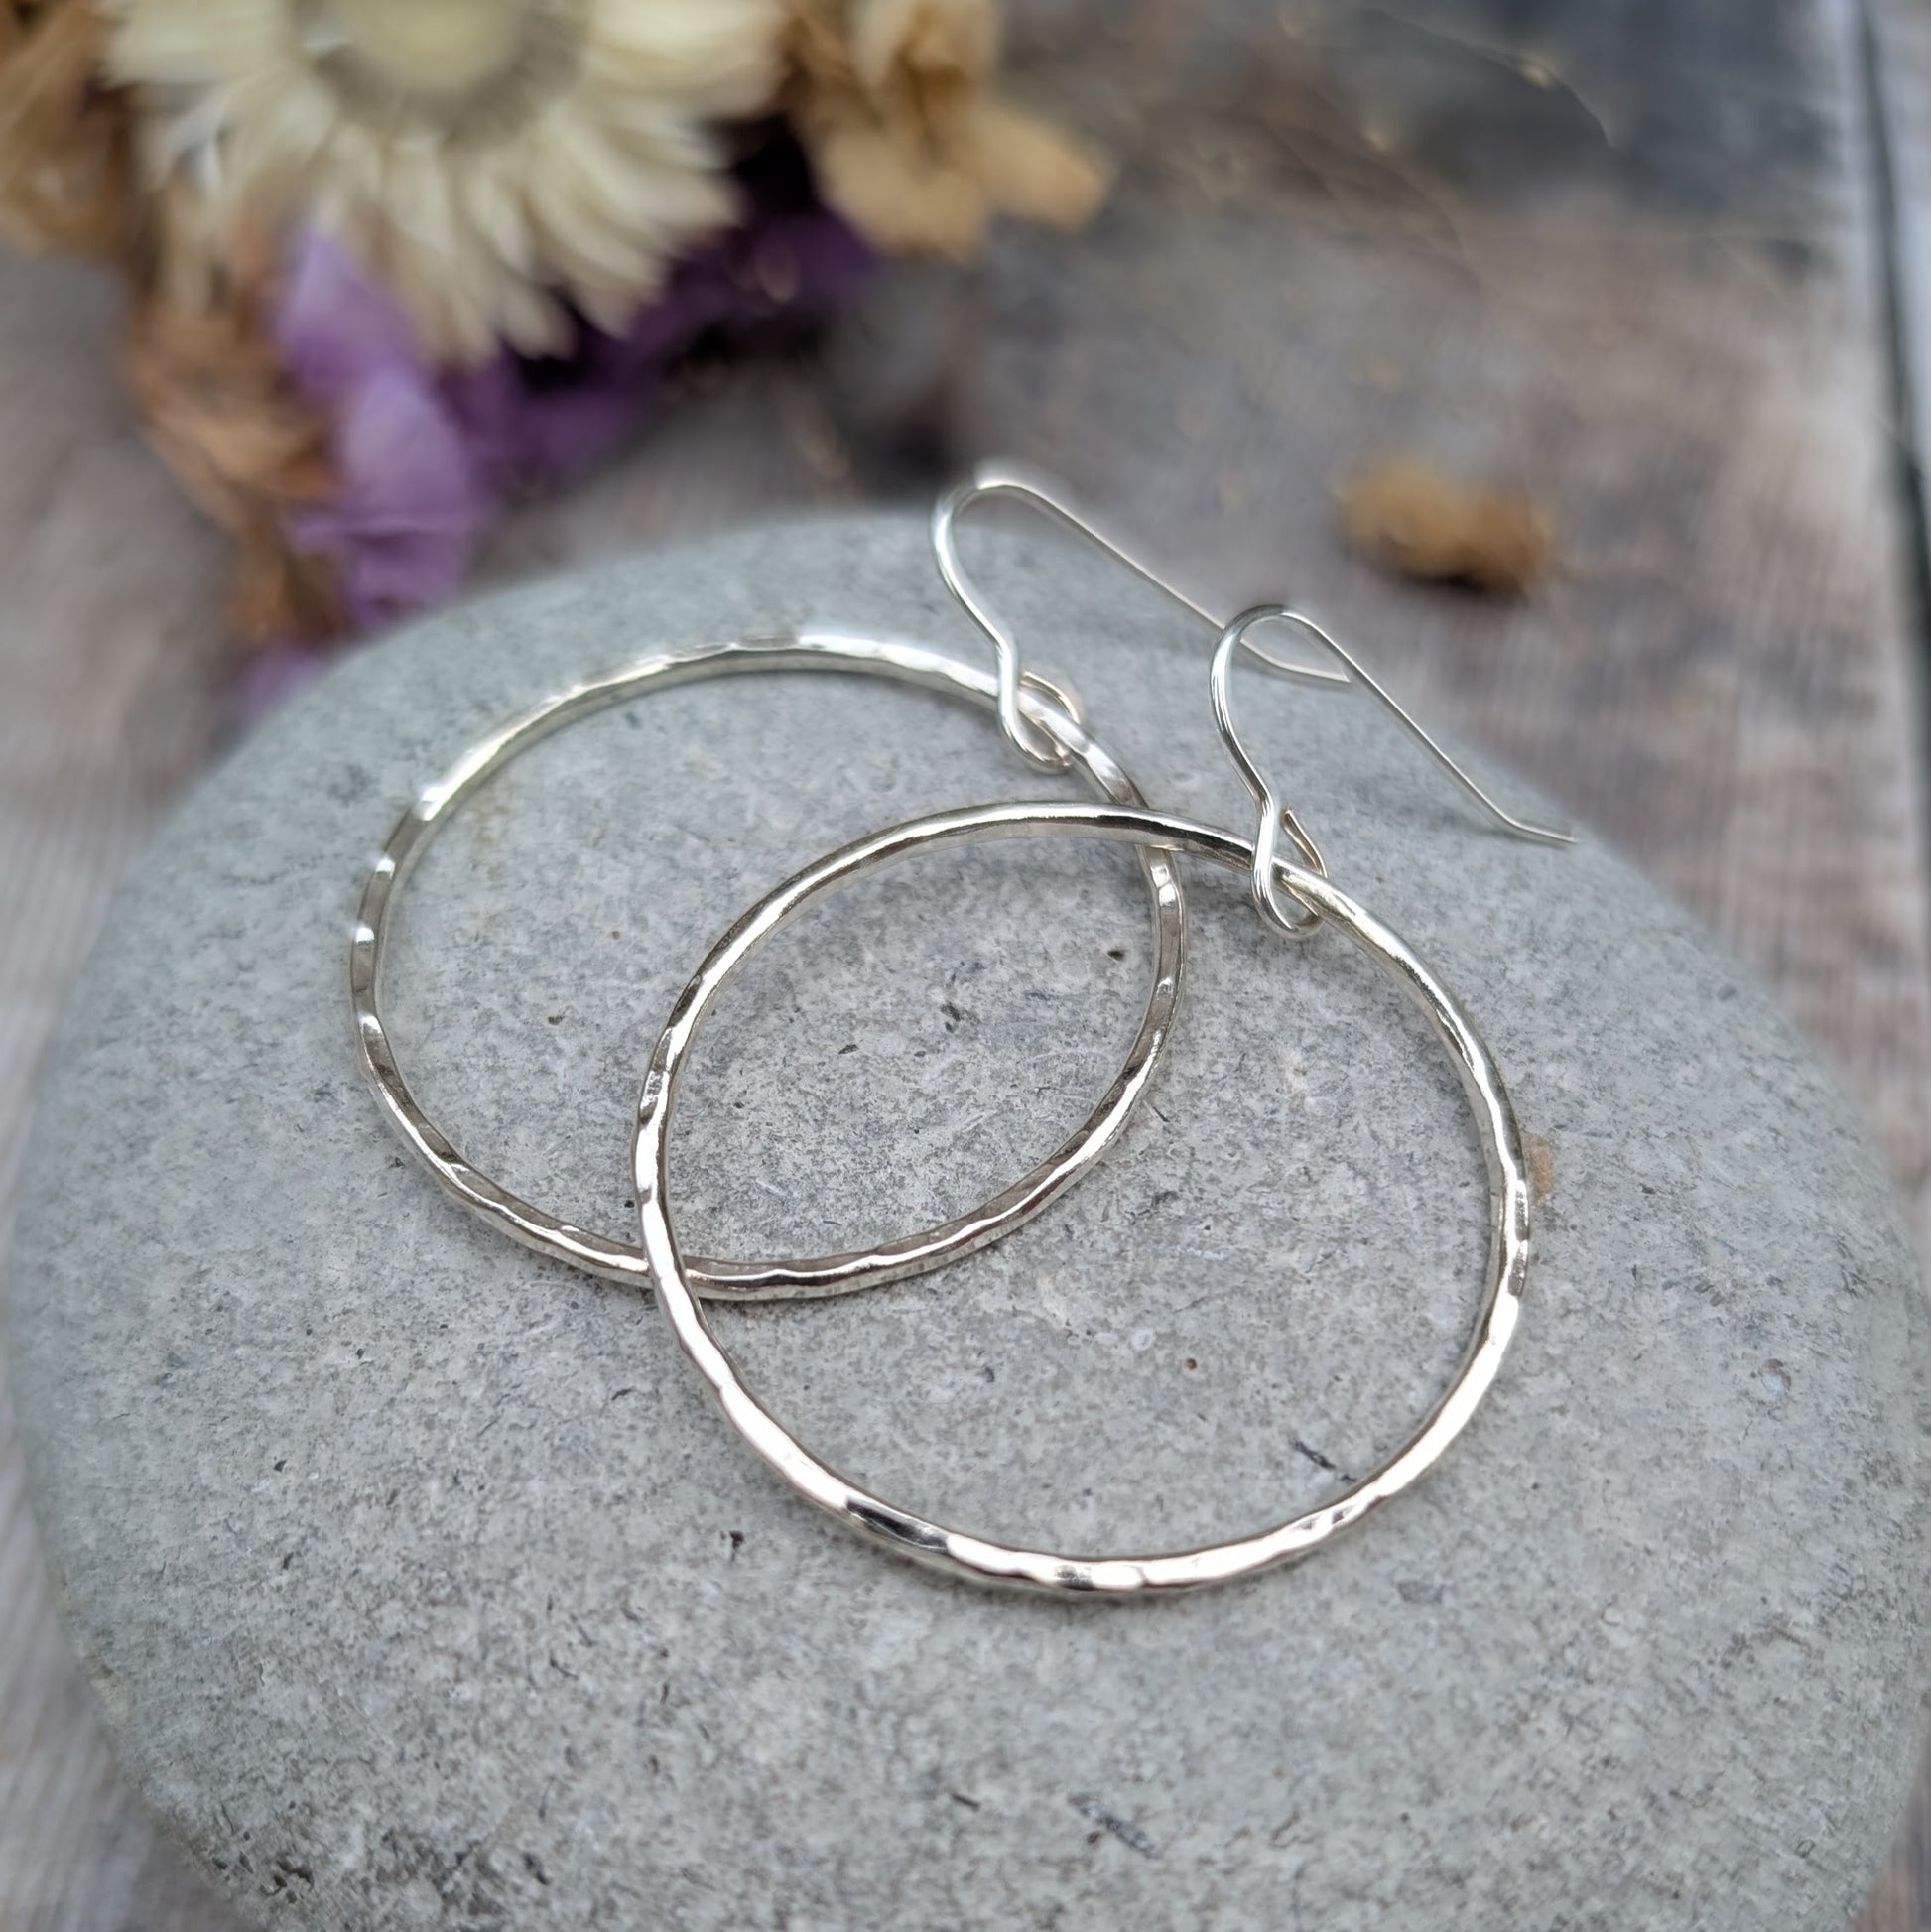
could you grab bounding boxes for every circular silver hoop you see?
[634,800,1530,1593]
[352,635,1187,1302]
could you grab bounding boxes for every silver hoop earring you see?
[352,631,1188,1302]
[632,799,1530,1594]
[629,530,1572,1588]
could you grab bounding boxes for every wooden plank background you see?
[4,0,1930,1924]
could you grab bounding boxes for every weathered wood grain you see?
[3,0,1929,1924]
[1839,5,1931,1922]
[0,252,230,1929]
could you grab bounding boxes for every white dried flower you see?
[108,0,788,361]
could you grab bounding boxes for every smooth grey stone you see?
[7,515,1929,1932]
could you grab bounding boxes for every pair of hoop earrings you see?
[352,462,1571,1595]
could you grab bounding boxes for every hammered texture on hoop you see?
[633,800,1531,1594]
[351,634,1188,1302]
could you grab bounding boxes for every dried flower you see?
[105,0,789,363]
[284,362,489,635]
[0,0,131,257]
[122,270,342,641]
[787,0,1108,257]
[443,131,874,492]
[271,133,872,636]
[1336,457,1556,597]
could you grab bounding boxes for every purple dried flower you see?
[264,132,875,658]
[285,359,489,633]
[276,230,421,407]
[275,238,490,633]
[444,134,877,494]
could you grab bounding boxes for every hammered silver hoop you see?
[352,635,1188,1302]
[633,800,1531,1593]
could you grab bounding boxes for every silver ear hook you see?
[1213,604,1576,939]
[1211,612,1330,938]
[933,458,1351,773]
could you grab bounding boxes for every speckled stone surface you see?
[7,516,1930,1931]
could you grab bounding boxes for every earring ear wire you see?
[934,465,1573,938]
[932,458,1351,772]
[1211,602,1575,936]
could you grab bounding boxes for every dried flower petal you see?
[123,270,343,642]
[810,116,987,256]
[285,362,487,632]
[963,95,1108,232]
[1337,457,1556,597]
[847,0,996,119]
[0,0,132,257]
[787,0,1108,256]
[264,134,871,642]
[107,0,790,363]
